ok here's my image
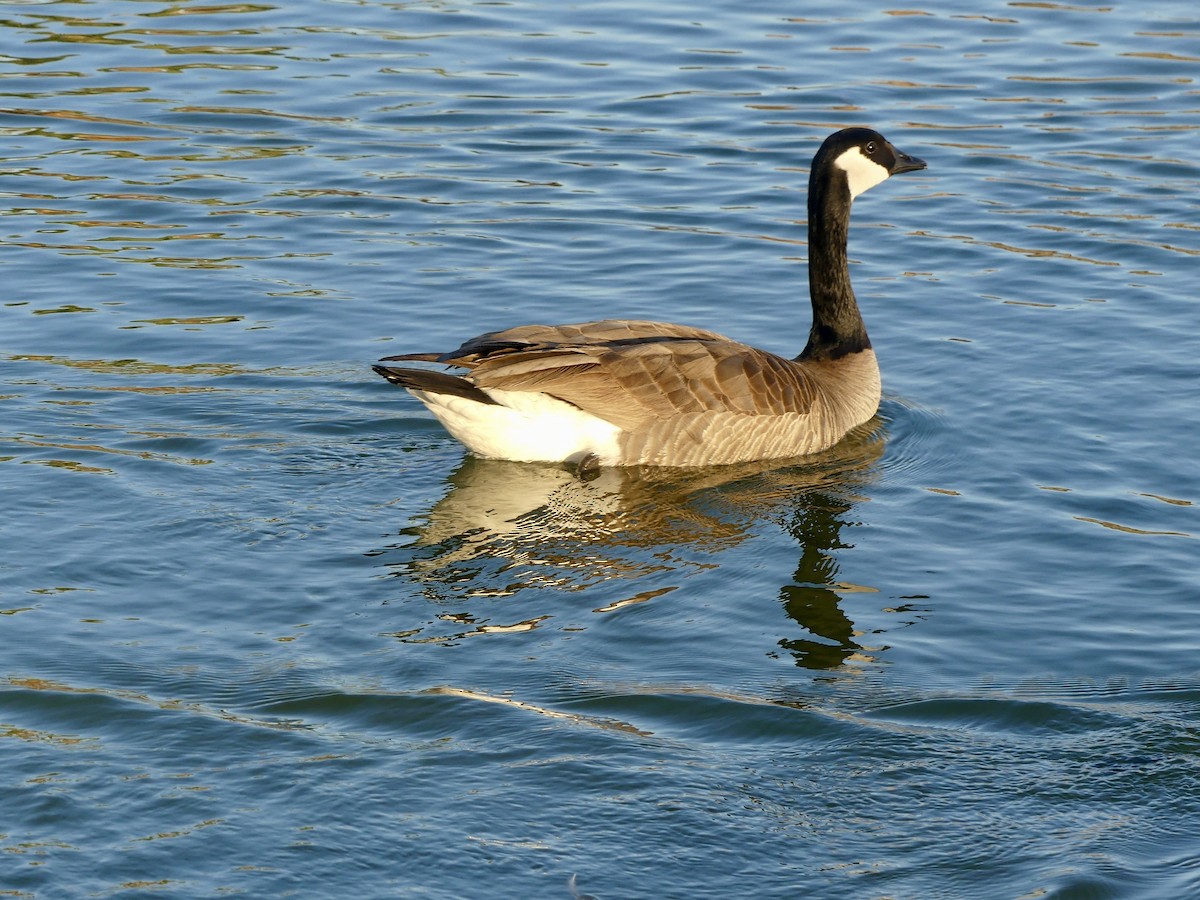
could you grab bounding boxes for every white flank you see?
[409,388,622,464]
[834,145,890,199]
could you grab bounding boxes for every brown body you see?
[376,319,880,466]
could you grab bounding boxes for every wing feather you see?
[467,337,822,431]
[390,319,738,367]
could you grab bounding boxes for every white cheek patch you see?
[834,146,890,199]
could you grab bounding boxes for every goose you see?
[373,127,926,469]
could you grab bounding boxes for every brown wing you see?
[380,319,737,367]
[467,337,820,432]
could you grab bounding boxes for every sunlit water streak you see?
[2,1,1199,897]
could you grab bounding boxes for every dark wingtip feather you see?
[378,352,442,362]
[371,364,499,406]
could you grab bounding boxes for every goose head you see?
[815,127,927,200]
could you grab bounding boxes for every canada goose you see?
[374,127,926,469]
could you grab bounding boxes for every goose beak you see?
[890,147,927,175]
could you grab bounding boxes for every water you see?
[2,1,1198,897]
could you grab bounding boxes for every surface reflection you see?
[777,491,878,670]
[372,420,887,668]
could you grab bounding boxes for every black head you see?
[812,127,927,200]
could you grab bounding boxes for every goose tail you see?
[372,365,499,406]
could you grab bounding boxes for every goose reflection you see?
[372,420,888,668]
[775,491,878,670]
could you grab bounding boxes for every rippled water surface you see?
[3,1,1199,897]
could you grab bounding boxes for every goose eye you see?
[865,141,878,155]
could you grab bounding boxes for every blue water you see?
[2,1,1199,897]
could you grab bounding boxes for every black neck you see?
[799,169,870,361]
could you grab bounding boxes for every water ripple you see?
[4,1,1200,897]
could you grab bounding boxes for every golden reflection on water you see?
[2,723,93,747]
[1074,515,1190,538]
[10,353,244,377]
[10,433,212,469]
[2,675,319,759]
[375,422,889,668]
[427,686,652,736]
[1,355,277,473]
